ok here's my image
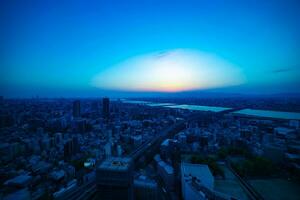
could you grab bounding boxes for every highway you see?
[54,180,96,200]
[129,109,226,161]
[129,121,185,161]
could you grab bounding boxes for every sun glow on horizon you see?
[92,49,245,92]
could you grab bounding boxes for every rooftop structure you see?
[98,157,132,171]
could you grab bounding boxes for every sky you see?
[1,0,300,97]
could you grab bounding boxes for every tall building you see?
[64,140,73,160]
[73,100,81,118]
[96,157,134,200]
[63,136,80,160]
[104,142,112,158]
[134,175,159,200]
[157,159,174,191]
[181,163,214,200]
[103,97,110,119]
[72,136,80,154]
[117,145,122,156]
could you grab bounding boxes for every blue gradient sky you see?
[1,0,300,97]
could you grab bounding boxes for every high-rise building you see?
[64,140,73,160]
[73,100,81,118]
[117,145,122,156]
[96,157,134,200]
[104,142,112,158]
[63,136,80,160]
[134,175,159,200]
[157,159,174,191]
[103,97,110,119]
[181,163,214,200]
[72,136,80,154]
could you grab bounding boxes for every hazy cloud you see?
[91,49,246,92]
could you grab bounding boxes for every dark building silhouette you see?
[96,157,134,200]
[134,177,159,200]
[0,114,14,128]
[73,100,81,118]
[72,136,80,154]
[64,137,80,160]
[64,139,73,160]
[103,98,110,119]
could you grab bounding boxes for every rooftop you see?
[4,174,32,187]
[98,157,132,171]
[158,160,174,174]
[274,127,294,135]
[181,162,214,188]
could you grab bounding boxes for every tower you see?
[103,98,110,120]
[64,139,73,160]
[73,100,81,118]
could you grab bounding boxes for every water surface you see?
[233,109,300,120]
[164,104,231,112]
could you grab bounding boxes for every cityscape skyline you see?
[1,1,300,199]
[1,96,300,200]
